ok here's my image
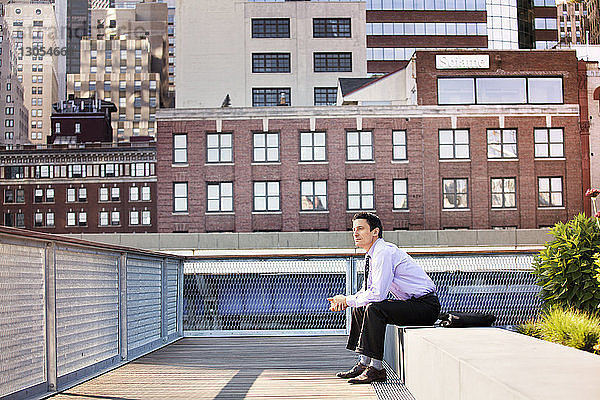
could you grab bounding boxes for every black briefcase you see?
[438,311,496,327]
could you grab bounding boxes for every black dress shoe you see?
[348,366,387,384]
[336,362,368,379]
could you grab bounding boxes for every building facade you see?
[176,0,366,108]
[366,0,558,73]
[557,1,587,47]
[0,141,157,233]
[0,8,29,147]
[157,50,584,232]
[3,2,60,144]
[48,97,117,144]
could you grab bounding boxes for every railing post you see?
[119,252,128,361]
[345,256,355,335]
[177,258,184,337]
[44,241,57,393]
[161,258,168,341]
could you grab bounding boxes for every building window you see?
[301,181,327,211]
[173,133,187,164]
[442,178,468,209]
[99,211,109,226]
[111,187,120,202]
[253,181,280,211]
[4,213,13,227]
[252,18,290,38]
[438,77,563,105]
[538,177,563,207]
[252,88,290,106]
[314,52,352,72]
[75,123,81,133]
[300,131,326,162]
[67,212,76,226]
[313,18,351,38]
[111,211,120,226]
[487,129,517,159]
[16,189,24,203]
[346,131,373,161]
[130,186,139,201]
[393,130,407,160]
[67,188,76,202]
[141,186,151,201]
[173,182,188,212]
[79,212,87,227]
[78,188,87,202]
[34,212,43,227]
[534,128,564,158]
[253,132,279,162]
[16,213,24,228]
[439,129,469,159]
[34,188,44,203]
[207,182,233,212]
[393,179,408,209]
[491,178,516,208]
[46,188,54,203]
[4,189,13,203]
[46,212,54,227]
[347,180,374,210]
[141,210,151,225]
[130,211,139,225]
[99,187,109,202]
[206,133,233,163]
[314,87,337,106]
[252,53,290,73]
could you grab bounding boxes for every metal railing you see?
[1,226,543,399]
[0,227,183,400]
[183,250,541,336]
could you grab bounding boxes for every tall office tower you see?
[366,0,555,73]
[66,0,89,75]
[3,2,60,144]
[0,8,30,147]
[532,0,559,49]
[176,0,366,108]
[90,1,170,107]
[68,38,160,141]
[557,1,587,47]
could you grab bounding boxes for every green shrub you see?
[532,213,600,313]
[518,307,600,353]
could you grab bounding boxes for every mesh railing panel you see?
[0,238,46,398]
[55,246,120,378]
[184,259,347,331]
[127,256,162,353]
[166,260,179,335]
[185,253,540,333]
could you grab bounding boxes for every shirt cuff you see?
[346,294,357,307]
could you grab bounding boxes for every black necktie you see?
[364,256,370,290]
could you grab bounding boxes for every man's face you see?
[352,218,378,249]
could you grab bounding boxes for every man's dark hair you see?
[352,212,383,238]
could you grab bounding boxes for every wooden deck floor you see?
[51,336,378,400]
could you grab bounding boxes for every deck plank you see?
[51,336,377,400]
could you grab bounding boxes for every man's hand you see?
[327,295,347,312]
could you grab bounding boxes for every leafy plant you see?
[518,307,600,353]
[532,213,600,313]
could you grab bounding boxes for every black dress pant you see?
[346,293,441,360]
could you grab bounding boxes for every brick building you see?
[0,141,157,233]
[156,49,584,232]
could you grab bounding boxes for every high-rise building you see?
[66,0,89,75]
[3,2,60,144]
[557,1,588,47]
[68,38,160,141]
[0,7,29,147]
[176,0,366,108]
[365,0,558,73]
[533,0,559,49]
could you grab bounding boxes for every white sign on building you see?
[436,54,490,69]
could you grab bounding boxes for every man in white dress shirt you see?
[328,212,440,384]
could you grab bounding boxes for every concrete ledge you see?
[67,229,551,252]
[402,327,600,400]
